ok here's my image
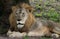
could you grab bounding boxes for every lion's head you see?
[11,3,35,30]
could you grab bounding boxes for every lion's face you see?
[15,8,28,21]
[14,7,28,29]
[11,3,34,29]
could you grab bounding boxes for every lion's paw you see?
[51,33,59,38]
[7,31,27,38]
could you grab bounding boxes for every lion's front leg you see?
[7,30,27,38]
[7,30,13,37]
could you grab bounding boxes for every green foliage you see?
[40,37,52,39]
[35,8,60,22]
[24,35,28,39]
[33,0,60,22]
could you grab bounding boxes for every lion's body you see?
[8,3,60,37]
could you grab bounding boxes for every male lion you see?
[7,3,60,38]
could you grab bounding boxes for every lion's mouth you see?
[17,24,24,29]
[16,21,25,29]
[17,23,24,25]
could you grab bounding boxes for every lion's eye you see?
[22,13,25,17]
[22,13,24,15]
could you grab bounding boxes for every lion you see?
[7,3,36,37]
[7,3,60,38]
[8,3,35,32]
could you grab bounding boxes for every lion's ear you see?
[11,6,17,11]
[26,6,35,13]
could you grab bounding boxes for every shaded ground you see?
[0,35,60,39]
[0,36,39,39]
[0,35,48,39]
[0,36,49,39]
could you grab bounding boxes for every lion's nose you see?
[17,19,21,21]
